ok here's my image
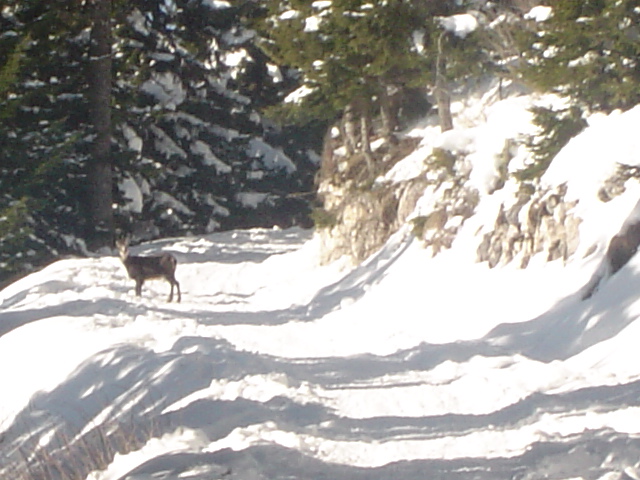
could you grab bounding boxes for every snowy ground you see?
[4,86,640,479]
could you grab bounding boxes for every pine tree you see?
[0,0,319,284]
[505,0,640,180]
[110,0,314,237]
[254,0,492,142]
[0,0,91,284]
[521,0,640,112]
[255,1,435,139]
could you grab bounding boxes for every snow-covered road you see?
[2,225,640,480]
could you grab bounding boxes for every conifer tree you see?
[508,0,640,180]
[110,0,311,237]
[255,0,491,143]
[0,0,91,284]
[0,0,317,284]
[255,0,436,144]
[522,0,640,112]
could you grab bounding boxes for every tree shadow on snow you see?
[110,431,640,480]
[4,320,640,480]
[152,231,412,328]
[482,258,640,362]
[139,228,311,265]
[6,229,640,479]
[0,298,140,339]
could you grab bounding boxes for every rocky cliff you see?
[315,83,640,284]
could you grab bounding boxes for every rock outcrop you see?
[477,184,581,268]
[316,175,427,264]
[316,105,640,276]
[315,136,425,264]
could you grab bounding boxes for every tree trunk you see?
[435,80,453,132]
[435,32,454,132]
[342,103,358,156]
[379,84,398,141]
[360,109,374,175]
[86,0,114,250]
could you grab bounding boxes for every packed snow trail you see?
[2,226,640,480]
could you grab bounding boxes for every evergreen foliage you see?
[513,1,640,181]
[2,0,635,284]
[253,0,496,136]
[521,0,640,112]
[515,105,587,181]
[0,0,91,285]
[254,0,438,124]
[0,0,318,285]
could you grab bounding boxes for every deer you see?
[116,236,181,302]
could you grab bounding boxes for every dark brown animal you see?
[116,237,181,302]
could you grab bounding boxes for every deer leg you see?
[174,279,181,303]
[165,275,180,302]
[135,280,143,296]
[169,278,181,302]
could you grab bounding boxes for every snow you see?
[120,175,144,213]
[543,107,640,204]
[312,1,332,9]
[266,63,283,83]
[191,140,232,174]
[542,106,640,254]
[128,9,150,37]
[151,125,188,160]
[201,0,231,10]
[438,13,479,38]
[141,72,186,110]
[153,191,193,216]
[121,124,143,153]
[279,10,300,21]
[525,5,553,22]
[247,138,297,173]
[284,84,314,104]
[222,49,249,68]
[236,192,269,209]
[385,84,538,193]
[4,86,640,479]
[304,16,322,33]
[221,49,252,81]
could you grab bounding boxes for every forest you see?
[1,0,638,286]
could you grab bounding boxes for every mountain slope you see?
[3,90,640,480]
